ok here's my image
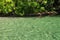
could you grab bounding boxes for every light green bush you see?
[0,0,15,14]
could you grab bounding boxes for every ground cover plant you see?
[0,16,60,40]
[0,0,60,16]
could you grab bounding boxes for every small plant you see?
[0,0,15,14]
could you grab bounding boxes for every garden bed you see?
[0,0,60,17]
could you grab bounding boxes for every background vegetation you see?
[0,0,60,16]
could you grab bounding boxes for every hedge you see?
[0,0,60,16]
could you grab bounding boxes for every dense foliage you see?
[0,0,60,16]
[0,0,15,14]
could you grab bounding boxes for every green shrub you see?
[0,0,58,16]
[16,0,57,16]
[15,1,40,16]
[0,0,15,14]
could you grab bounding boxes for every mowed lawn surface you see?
[0,16,60,40]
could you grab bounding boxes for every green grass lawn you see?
[0,16,60,40]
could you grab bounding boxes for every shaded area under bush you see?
[0,11,59,17]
